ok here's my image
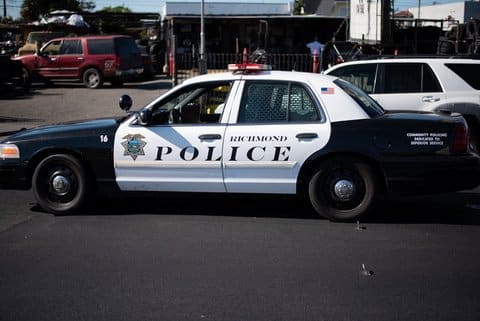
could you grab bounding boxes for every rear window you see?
[114,37,140,57]
[445,63,480,90]
[334,79,385,118]
[87,39,115,55]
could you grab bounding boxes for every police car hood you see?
[2,117,121,143]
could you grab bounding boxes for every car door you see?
[372,62,447,110]
[222,80,331,194]
[36,39,61,78]
[114,80,238,193]
[57,39,84,77]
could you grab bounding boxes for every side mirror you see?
[119,95,133,112]
[137,108,152,125]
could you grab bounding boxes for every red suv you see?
[14,35,143,88]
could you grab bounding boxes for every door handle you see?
[199,134,222,140]
[296,133,318,140]
[422,96,440,103]
[77,57,84,60]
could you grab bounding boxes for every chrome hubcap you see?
[51,175,70,194]
[333,179,355,201]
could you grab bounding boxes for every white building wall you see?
[161,1,291,18]
[349,0,382,43]
[408,2,466,22]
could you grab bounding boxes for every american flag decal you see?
[321,87,334,94]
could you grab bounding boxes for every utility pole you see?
[3,0,7,17]
[199,0,206,74]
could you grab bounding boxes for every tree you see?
[293,0,304,15]
[20,0,91,22]
[97,5,132,13]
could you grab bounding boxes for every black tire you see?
[22,67,32,88]
[308,157,377,222]
[467,118,480,154]
[83,68,103,89]
[110,79,124,87]
[32,154,90,215]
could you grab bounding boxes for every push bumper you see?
[383,154,480,195]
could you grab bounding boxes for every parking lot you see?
[1,77,480,321]
[0,77,172,136]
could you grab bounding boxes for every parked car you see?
[14,35,143,88]
[324,58,480,152]
[17,31,65,56]
[1,64,479,221]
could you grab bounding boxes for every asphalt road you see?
[1,79,480,321]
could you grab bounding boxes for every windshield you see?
[334,78,385,118]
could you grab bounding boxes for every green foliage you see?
[97,6,132,13]
[293,0,304,15]
[0,16,14,24]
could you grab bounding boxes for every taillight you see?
[451,124,469,153]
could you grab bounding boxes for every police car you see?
[1,63,479,221]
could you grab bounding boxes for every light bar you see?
[228,63,272,72]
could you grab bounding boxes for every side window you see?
[114,37,140,57]
[60,40,82,55]
[380,63,441,93]
[238,81,320,123]
[445,63,480,89]
[87,39,115,55]
[149,82,233,125]
[42,40,61,56]
[327,64,377,94]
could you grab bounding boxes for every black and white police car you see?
[1,63,479,221]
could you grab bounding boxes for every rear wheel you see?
[308,157,377,222]
[32,154,90,215]
[83,68,103,89]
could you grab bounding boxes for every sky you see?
[3,0,464,20]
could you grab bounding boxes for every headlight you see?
[0,144,20,159]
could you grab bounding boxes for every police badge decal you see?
[121,134,147,160]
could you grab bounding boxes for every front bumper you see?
[0,163,30,190]
[383,154,480,195]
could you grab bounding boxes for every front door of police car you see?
[114,82,234,193]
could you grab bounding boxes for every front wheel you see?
[83,68,103,89]
[308,157,377,222]
[32,154,90,215]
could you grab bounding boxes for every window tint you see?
[149,82,233,125]
[334,79,384,118]
[445,63,480,89]
[379,63,441,93]
[327,63,377,94]
[114,37,140,57]
[60,39,82,55]
[238,81,320,123]
[87,39,114,55]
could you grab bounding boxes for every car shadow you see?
[29,191,480,225]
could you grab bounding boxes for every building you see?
[408,0,480,23]
[161,1,292,19]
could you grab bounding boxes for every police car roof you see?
[180,70,339,87]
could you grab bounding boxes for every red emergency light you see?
[227,63,272,72]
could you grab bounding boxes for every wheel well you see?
[82,66,102,75]
[26,148,95,190]
[296,152,387,197]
